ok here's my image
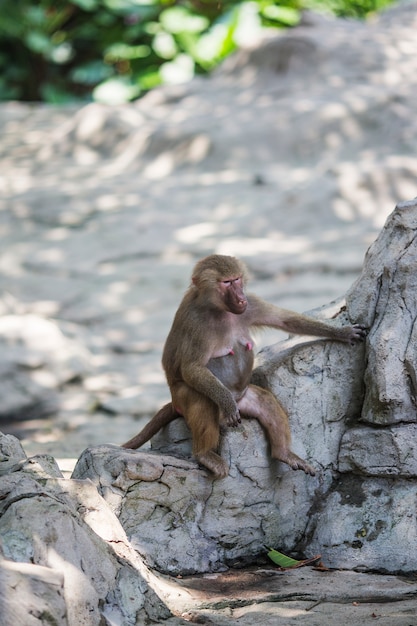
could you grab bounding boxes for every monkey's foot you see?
[276,451,316,476]
[195,452,229,479]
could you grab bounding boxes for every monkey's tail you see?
[121,402,179,449]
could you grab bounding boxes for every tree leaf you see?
[267,548,301,568]
[267,548,322,569]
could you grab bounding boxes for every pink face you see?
[220,276,248,315]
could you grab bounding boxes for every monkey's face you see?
[220,276,248,315]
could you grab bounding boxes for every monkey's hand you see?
[346,324,367,346]
[222,406,242,428]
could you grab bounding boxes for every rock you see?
[0,559,68,626]
[0,434,183,625]
[338,424,417,477]
[256,198,417,573]
[73,426,318,575]
[18,453,64,479]
[171,566,417,619]
[253,325,366,468]
[306,476,417,573]
[0,431,27,475]
[0,366,59,422]
[348,199,417,425]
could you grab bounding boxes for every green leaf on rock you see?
[267,548,322,569]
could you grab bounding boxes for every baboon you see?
[123,255,366,478]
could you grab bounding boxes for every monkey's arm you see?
[163,309,243,426]
[180,358,242,426]
[246,295,367,345]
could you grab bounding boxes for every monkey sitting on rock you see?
[123,254,366,478]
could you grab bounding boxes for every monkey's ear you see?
[191,275,203,288]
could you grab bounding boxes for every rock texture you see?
[72,425,314,575]
[2,432,417,626]
[304,199,417,571]
[0,446,185,625]
[257,198,417,573]
[0,560,67,626]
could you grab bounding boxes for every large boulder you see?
[303,198,417,570]
[258,198,417,572]
[74,198,417,575]
[0,433,184,626]
[72,427,315,575]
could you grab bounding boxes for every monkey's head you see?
[192,255,248,315]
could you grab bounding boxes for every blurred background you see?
[1,0,416,474]
[0,0,394,105]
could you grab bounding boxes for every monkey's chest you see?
[207,341,254,398]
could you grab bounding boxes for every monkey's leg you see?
[172,383,229,479]
[122,403,178,449]
[238,385,316,476]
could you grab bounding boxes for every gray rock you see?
[348,199,417,425]
[306,476,417,573]
[0,559,68,626]
[174,566,417,625]
[0,431,27,474]
[0,366,59,422]
[338,424,417,477]
[0,435,182,625]
[254,326,366,469]
[72,428,318,575]
[18,453,64,479]
[258,198,417,572]
[0,436,64,478]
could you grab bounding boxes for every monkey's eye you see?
[221,276,241,287]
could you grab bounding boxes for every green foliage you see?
[0,0,396,104]
[305,0,393,17]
